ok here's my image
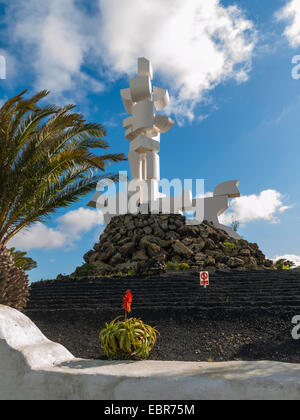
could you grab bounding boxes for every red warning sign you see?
[200,271,209,287]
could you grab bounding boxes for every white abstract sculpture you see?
[88,57,241,239]
[188,180,242,239]
[121,57,174,203]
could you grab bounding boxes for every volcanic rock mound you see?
[80,214,273,276]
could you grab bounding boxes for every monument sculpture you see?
[88,57,241,239]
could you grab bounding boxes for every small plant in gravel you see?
[99,290,159,360]
[275,259,295,270]
[166,261,191,271]
[127,269,136,276]
[166,261,178,271]
[178,263,191,271]
[105,271,126,278]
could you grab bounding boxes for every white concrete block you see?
[120,88,134,115]
[148,179,161,202]
[153,86,170,110]
[138,57,153,80]
[132,100,154,134]
[150,132,161,142]
[214,180,240,198]
[130,134,160,154]
[191,195,242,239]
[87,192,100,208]
[123,117,136,140]
[160,189,193,214]
[146,152,160,180]
[203,196,229,223]
[144,126,160,138]
[125,126,136,141]
[123,116,133,129]
[154,114,175,133]
[130,76,152,103]
[128,151,142,180]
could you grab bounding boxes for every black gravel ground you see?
[25,271,300,363]
[26,308,300,363]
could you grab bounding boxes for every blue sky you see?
[1,0,300,282]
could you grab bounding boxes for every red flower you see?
[122,290,132,313]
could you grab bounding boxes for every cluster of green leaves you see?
[127,269,136,276]
[275,259,295,270]
[72,263,96,278]
[0,90,126,246]
[99,316,159,360]
[223,242,236,254]
[166,261,191,271]
[9,247,37,271]
[231,220,240,233]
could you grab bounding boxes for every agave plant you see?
[0,90,126,309]
[99,316,159,360]
[99,290,159,360]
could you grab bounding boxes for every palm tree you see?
[0,90,126,310]
[0,90,126,245]
[9,248,37,271]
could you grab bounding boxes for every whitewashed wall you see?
[1,305,300,400]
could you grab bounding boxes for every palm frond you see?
[0,91,127,245]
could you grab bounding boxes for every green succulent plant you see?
[128,269,136,276]
[223,242,236,254]
[99,316,159,360]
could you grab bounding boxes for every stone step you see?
[26,303,300,312]
[27,271,300,312]
[28,290,300,299]
[30,280,300,290]
[29,289,300,298]
[26,296,300,306]
[30,279,300,288]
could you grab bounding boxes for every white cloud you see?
[57,208,104,237]
[8,207,104,251]
[8,223,67,250]
[272,254,300,267]
[276,0,300,48]
[9,0,104,96]
[219,189,291,225]
[6,0,256,120]
[97,0,257,121]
